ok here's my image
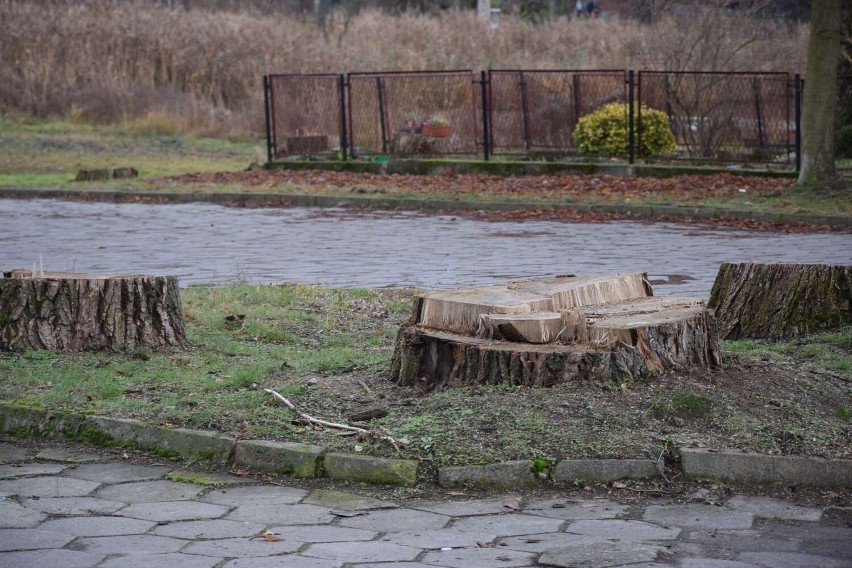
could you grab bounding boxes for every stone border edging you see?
[1,404,850,488]
[0,187,849,229]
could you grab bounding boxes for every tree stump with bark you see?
[0,269,189,352]
[708,262,852,340]
[391,273,721,390]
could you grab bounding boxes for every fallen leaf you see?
[229,469,251,477]
[612,482,627,489]
[263,533,283,542]
[331,510,368,518]
[503,498,521,511]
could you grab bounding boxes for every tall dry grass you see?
[0,0,808,138]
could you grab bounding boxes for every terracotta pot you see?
[422,124,450,138]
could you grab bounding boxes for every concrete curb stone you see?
[551,458,663,484]
[233,440,322,478]
[323,453,418,486]
[438,460,538,488]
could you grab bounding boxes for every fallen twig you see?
[264,388,407,452]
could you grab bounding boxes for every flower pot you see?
[422,124,450,138]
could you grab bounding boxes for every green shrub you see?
[573,102,676,158]
[835,124,852,159]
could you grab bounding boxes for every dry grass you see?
[0,0,807,138]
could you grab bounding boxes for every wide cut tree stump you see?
[391,274,720,389]
[708,262,852,340]
[0,269,189,352]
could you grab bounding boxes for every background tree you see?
[797,0,842,186]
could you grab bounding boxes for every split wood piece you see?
[708,262,852,340]
[561,296,705,344]
[509,273,652,311]
[0,269,188,352]
[478,312,563,344]
[74,167,138,181]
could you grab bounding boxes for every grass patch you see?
[723,326,852,374]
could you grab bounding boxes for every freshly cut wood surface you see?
[478,312,563,343]
[417,285,551,334]
[510,273,652,310]
[708,261,852,340]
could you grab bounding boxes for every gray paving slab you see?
[0,443,27,464]
[303,489,397,511]
[564,519,682,541]
[497,532,605,553]
[353,564,431,568]
[118,500,230,522]
[225,503,334,526]
[449,513,564,536]
[222,555,342,568]
[724,496,823,521]
[99,552,222,568]
[302,540,423,563]
[0,528,75,551]
[338,508,452,532]
[679,528,802,554]
[736,551,852,568]
[680,560,761,568]
[152,519,267,539]
[523,498,628,520]
[0,548,105,568]
[64,463,171,483]
[410,496,522,517]
[199,485,308,506]
[0,476,101,498]
[182,536,303,557]
[265,524,378,543]
[796,525,852,558]
[380,529,498,549]
[39,515,156,537]
[21,496,125,515]
[538,540,665,568]
[0,501,47,528]
[643,504,754,530]
[420,546,537,567]
[95,479,204,502]
[0,464,66,478]
[68,534,186,555]
[35,448,102,463]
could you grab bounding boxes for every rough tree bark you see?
[708,262,852,340]
[797,0,842,186]
[0,270,189,352]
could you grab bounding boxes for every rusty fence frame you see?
[265,70,808,169]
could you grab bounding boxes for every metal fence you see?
[264,70,810,168]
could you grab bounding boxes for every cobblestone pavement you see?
[3,199,852,299]
[0,443,849,568]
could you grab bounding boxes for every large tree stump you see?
[391,274,720,389]
[708,262,852,340]
[0,269,189,352]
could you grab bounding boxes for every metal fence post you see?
[480,71,490,161]
[752,77,766,150]
[794,73,802,173]
[628,70,635,165]
[519,72,532,152]
[338,74,348,161]
[263,75,273,163]
[376,77,388,154]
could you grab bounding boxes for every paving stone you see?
[680,560,762,568]
[118,500,230,522]
[796,526,852,558]
[736,551,852,568]
[338,508,451,532]
[303,540,423,563]
[0,443,28,464]
[724,496,823,521]
[0,501,47,528]
[498,532,605,553]
[522,498,628,520]
[449,513,564,536]
[0,548,106,568]
[68,534,185,555]
[538,540,665,568]
[199,485,307,506]
[380,529,498,549]
[0,464,66,478]
[95,480,203,503]
[564,519,681,541]
[420,546,537,567]
[0,528,75,551]
[226,503,334,526]
[679,528,802,554]
[303,489,397,511]
[21,496,125,515]
[182,536,303,557]
[166,469,251,487]
[352,564,431,568]
[410,496,523,517]
[152,519,267,539]
[63,463,171,483]
[266,524,378,542]
[643,504,754,530]
[100,552,222,568]
[39,515,156,537]
[35,448,101,463]
[0,476,101,498]
[222,556,341,568]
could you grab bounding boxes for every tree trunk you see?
[708,262,852,340]
[797,0,842,186]
[0,270,189,352]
